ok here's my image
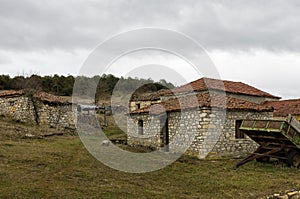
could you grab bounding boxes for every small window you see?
[9,101,15,106]
[235,120,244,139]
[136,103,141,109]
[138,120,143,135]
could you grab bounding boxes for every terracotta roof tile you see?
[33,91,71,105]
[131,93,273,114]
[131,89,167,101]
[161,78,280,98]
[0,90,70,105]
[264,99,300,117]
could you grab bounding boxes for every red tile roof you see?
[161,78,280,98]
[264,99,300,117]
[131,93,273,115]
[33,91,71,105]
[131,89,167,101]
[0,90,70,105]
[133,77,280,101]
[0,90,23,97]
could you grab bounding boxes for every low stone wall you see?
[0,95,75,129]
[0,96,36,124]
[38,103,75,129]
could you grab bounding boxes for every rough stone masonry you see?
[0,90,75,130]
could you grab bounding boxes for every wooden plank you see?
[239,127,281,133]
[247,135,289,141]
[290,117,300,134]
[235,146,284,169]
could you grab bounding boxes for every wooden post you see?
[104,108,107,127]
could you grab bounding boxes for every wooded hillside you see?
[0,74,174,100]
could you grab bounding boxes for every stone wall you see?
[127,108,273,159]
[207,110,273,159]
[0,96,36,124]
[127,113,162,148]
[167,109,201,154]
[0,95,75,129]
[129,100,161,112]
[38,103,75,129]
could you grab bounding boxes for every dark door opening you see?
[160,116,169,152]
[138,120,143,135]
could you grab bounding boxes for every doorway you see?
[160,116,169,152]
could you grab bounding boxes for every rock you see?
[288,191,300,199]
[25,133,35,138]
[101,140,110,146]
[277,195,288,199]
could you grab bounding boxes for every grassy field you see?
[0,119,300,198]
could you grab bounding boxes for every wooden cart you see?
[235,115,300,169]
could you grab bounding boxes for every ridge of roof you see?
[165,77,280,98]
[264,98,300,104]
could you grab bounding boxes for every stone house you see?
[0,90,75,129]
[128,77,281,159]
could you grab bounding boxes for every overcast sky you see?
[1,0,300,99]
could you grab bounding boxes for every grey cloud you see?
[0,0,300,52]
[0,53,11,65]
[0,0,183,51]
[180,0,300,51]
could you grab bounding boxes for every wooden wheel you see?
[287,150,300,168]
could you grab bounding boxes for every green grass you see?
[0,120,300,198]
[103,126,126,138]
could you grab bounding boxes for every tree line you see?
[0,74,174,98]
